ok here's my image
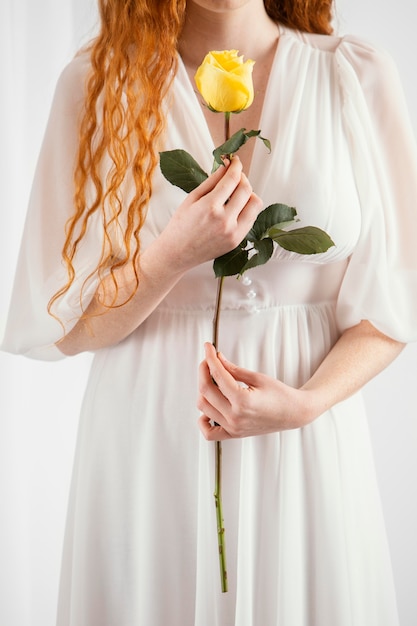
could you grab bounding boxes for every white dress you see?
[3,26,417,626]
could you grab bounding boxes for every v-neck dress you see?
[3,26,417,626]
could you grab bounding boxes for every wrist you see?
[151,228,199,275]
[141,233,191,282]
[297,387,327,426]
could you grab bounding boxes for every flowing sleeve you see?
[335,36,417,343]
[1,54,107,360]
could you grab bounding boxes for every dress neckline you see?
[176,25,285,178]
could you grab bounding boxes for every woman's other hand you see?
[197,321,405,441]
[197,343,314,440]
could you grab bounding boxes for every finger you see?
[204,343,241,401]
[198,358,231,415]
[197,392,225,426]
[237,191,263,224]
[217,351,261,388]
[198,415,232,441]
[208,156,245,206]
[224,173,254,215]
[189,158,232,201]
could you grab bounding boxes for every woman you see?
[3,0,417,624]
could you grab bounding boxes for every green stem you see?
[224,111,231,148]
[210,112,232,594]
[211,275,228,592]
[215,439,228,592]
[212,276,224,350]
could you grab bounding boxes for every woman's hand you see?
[159,156,263,273]
[57,157,262,355]
[197,322,405,441]
[197,343,314,440]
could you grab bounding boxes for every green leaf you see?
[259,135,271,152]
[213,246,249,277]
[159,149,208,192]
[213,129,249,165]
[212,128,271,166]
[241,238,274,273]
[244,129,262,139]
[247,204,298,241]
[243,130,271,152]
[272,226,335,255]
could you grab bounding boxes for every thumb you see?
[217,352,260,388]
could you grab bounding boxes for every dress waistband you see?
[161,258,348,311]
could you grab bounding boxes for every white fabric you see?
[3,25,417,625]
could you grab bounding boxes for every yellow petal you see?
[194,50,255,113]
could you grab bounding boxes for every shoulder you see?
[285,26,398,79]
[287,29,342,53]
[335,34,399,88]
[287,28,401,99]
[53,51,92,110]
[334,35,405,117]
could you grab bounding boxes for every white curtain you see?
[0,2,415,626]
[0,2,97,626]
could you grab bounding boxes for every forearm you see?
[301,320,405,420]
[57,237,185,355]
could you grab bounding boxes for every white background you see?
[0,1,416,624]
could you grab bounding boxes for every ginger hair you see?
[49,0,333,320]
[265,0,334,35]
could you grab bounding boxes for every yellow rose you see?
[194,50,255,113]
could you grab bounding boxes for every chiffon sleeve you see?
[335,36,417,343]
[1,55,107,360]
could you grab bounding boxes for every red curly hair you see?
[49,0,334,318]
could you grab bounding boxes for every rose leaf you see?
[247,204,298,241]
[213,246,249,277]
[272,226,335,254]
[160,149,208,192]
[240,238,274,273]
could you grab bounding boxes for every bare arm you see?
[58,157,263,355]
[299,320,404,415]
[198,320,405,440]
